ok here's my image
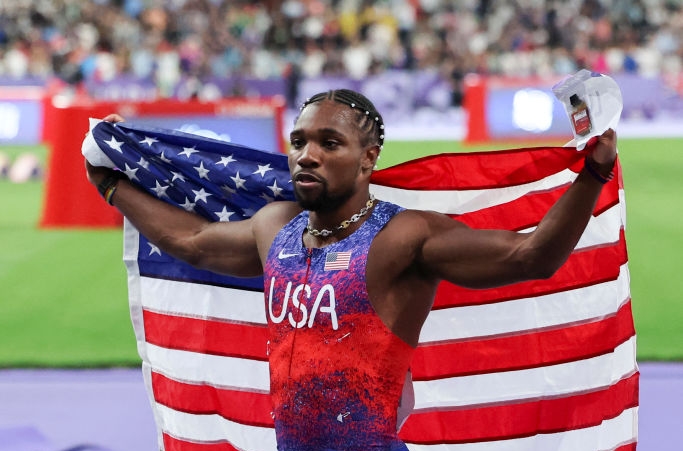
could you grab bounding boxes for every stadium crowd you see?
[0,0,681,105]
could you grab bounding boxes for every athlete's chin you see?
[293,189,324,211]
[297,200,322,211]
[294,185,350,213]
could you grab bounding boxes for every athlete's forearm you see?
[521,166,606,277]
[88,161,266,276]
[521,127,617,278]
[88,163,211,265]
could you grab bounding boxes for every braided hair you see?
[299,89,385,150]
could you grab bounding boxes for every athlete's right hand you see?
[103,113,125,123]
[84,113,126,186]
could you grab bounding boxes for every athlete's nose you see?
[297,143,321,168]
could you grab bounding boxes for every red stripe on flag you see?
[399,372,639,444]
[151,372,274,427]
[455,181,620,230]
[143,310,268,360]
[412,301,635,380]
[163,434,241,451]
[371,147,587,190]
[433,231,627,309]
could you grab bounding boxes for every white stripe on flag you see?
[144,343,270,391]
[412,336,637,410]
[419,264,630,343]
[156,403,277,451]
[520,202,624,249]
[140,276,266,324]
[371,168,578,214]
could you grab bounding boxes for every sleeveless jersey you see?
[264,200,414,451]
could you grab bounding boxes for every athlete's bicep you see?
[416,212,528,288]
[190,201,302,277]
[189,219,263,277]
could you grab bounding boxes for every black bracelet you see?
[584,155,614,184]
[97,171,126,203]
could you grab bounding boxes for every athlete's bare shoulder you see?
[371,207,469,274]
[383,208,468,242]
[251,200,303,250]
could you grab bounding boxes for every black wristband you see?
[97,171,126,199]
[584,155,614,184]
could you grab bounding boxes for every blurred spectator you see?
[2,40,30,78]
[0,0,681,98]
[343,34,373,79]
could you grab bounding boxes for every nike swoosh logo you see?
[278,249,299,259]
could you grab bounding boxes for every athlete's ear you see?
[362,144,380,173]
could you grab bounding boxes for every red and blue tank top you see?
[264,200,414,451]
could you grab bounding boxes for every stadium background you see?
[0,1,682,450]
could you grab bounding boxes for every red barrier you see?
[40,97,123,228]
[463,74,489,143]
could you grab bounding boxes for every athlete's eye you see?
[290,138,304,150]
[323,140,339,149]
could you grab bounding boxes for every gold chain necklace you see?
[306,194,376,237]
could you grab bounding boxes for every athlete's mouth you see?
[293,172,323,184]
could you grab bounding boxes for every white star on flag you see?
[171,171,186,183]
[217,155,236,167]
[137,157,150,169]
[148,243,161,256]
[231,172,247,190]
[192,188,211,203]
[180,197,196,212]
[123,163,139,181]
[194,161,211,180]
[151,181,169,197]
[140,136,158,146]
[268,179,283,198]
[214,207,235,222]
[253,164,273,177]
[179,146,199,158]
[105,136,124,152]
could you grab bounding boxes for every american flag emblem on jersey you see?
[324,251,352,271]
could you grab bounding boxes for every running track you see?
[0,362,681,451]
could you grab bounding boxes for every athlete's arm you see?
[86,160,269,276]
[85,113,300,277]
[415,129,618,289]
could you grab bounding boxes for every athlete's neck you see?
[307,194,376,238]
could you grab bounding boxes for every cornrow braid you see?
[299,89,385,150]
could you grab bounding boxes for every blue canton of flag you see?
[324,251,352,271]
[89,120,295,222]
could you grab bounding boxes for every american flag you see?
[324,251,353,271]
[84,120,638,451]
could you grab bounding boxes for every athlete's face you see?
[288,101,377,212]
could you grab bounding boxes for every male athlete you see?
[86,89,617,451]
